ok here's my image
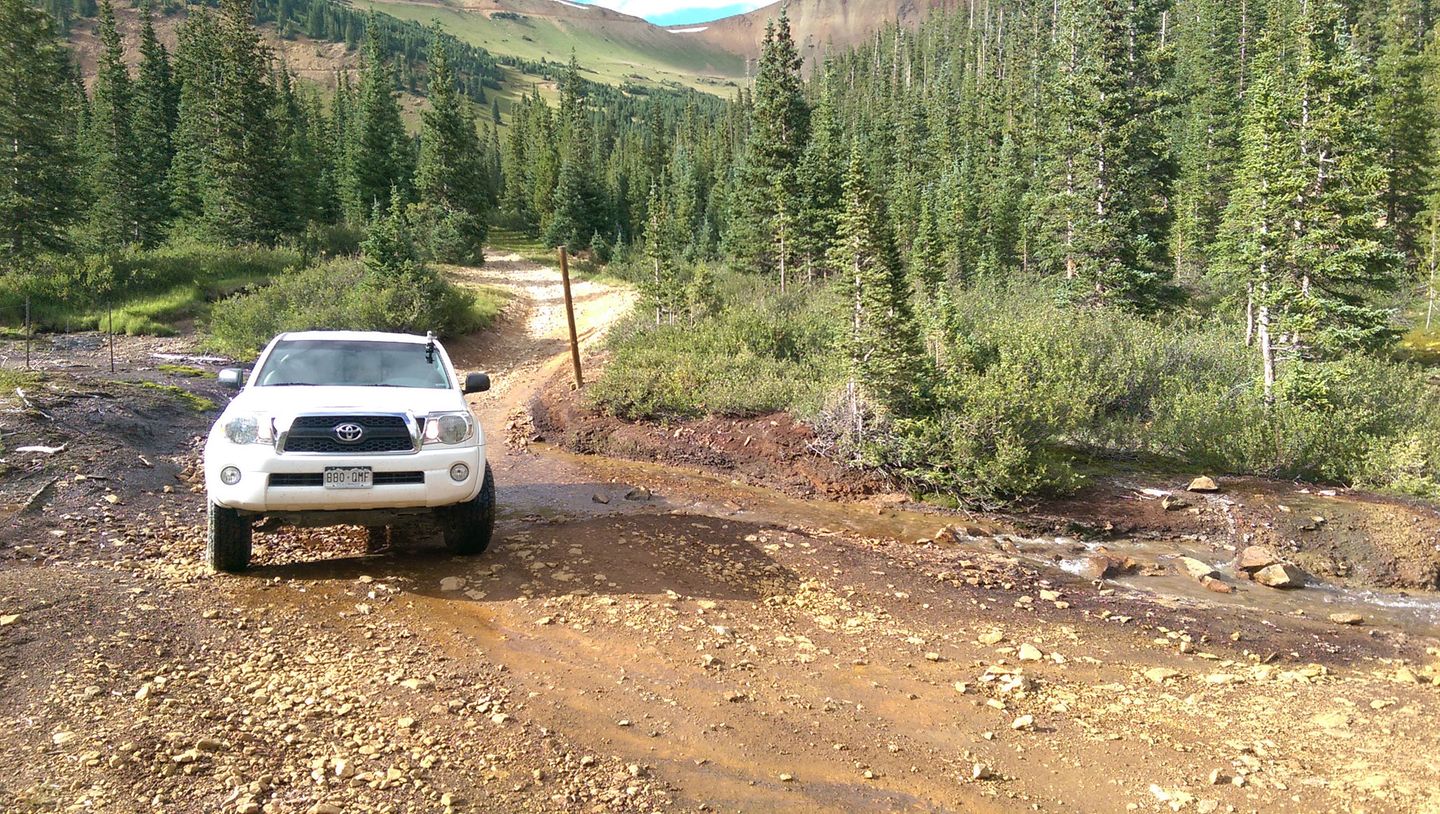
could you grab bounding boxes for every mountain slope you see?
[672,0,962,65]
[358,0,748,92]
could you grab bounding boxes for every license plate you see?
[323,467,372,489]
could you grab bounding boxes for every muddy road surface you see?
[2,253,1439,814]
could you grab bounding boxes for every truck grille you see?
[281,415,414,454]
[268,472,425,487]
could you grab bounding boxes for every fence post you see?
[559,247,583,389]
[24,296,31,371]
[108,302,115,374]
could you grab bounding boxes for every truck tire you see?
[441,463,495,555]
[207,500,252,572]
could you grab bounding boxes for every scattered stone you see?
[1201,576,1234,594]
[970,763,995,781]
[1254,563,1306,589]
[1073,550,1137,581]
[1144,667,1182,684]
[1236,545,1281,573]
[51,731,76,747]
[924,652,942,662]
[778,773,794,783]
[1208,769,1228,785]
[1187,476,1220,493]
[1161,494,1189,511]
[1328,612,1363,626]
[0,614,19,626]
[624,486,652,501]
[1176,556,1220,581]
[591,493,610,505]
[308,804,342,814]
[978,630,1006,646]
[439,576,466,592]
[1010,714,1034,731]
[1017,644,1043,662]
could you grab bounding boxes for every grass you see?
[1400,322,1440,365]
[157,364,215,378]
[487,228,560,266]
[358,0,745,95]
[134,381,217,412]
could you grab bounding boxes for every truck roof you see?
[275,330,434,345]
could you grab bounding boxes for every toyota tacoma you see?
[202,330,494,571]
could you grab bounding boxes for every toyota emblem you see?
[332,422,365,443]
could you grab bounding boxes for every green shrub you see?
[204,258,503,358]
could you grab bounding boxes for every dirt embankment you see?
[532,379,1440,595]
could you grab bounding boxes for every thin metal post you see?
[559,247,583,389]
[108,303,115,374]
[24,296,31,370]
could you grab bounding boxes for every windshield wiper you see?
[265,382,319,387]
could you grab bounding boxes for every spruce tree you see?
[830,148,926,428]
[0,0,77,264]
[724,10,809,289]
[1374,0,1434,266]
[132,0,175,245]
[415,33,488,256]
[1218,1,1401,401]
[344,16,412,221]
[84,0,141,247]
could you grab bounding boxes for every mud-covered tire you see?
[440,463,495,555]
[206,500,252,572]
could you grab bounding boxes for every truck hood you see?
[223,386,469,420]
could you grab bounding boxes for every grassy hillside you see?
[359,0,746,93]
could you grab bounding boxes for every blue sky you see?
[573,0,771,26]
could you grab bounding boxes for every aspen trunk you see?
[1258,298,1275,405]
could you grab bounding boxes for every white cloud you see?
[579,0,772,21]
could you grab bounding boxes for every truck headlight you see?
[220,466,242,485]
[423,412,473,446]
[224,415,272,445]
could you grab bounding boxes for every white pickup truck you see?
[201,330,494,572]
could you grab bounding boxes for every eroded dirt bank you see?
[2,255,1440,814]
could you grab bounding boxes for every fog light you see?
[449,463,470,482]
[220,466,242,485]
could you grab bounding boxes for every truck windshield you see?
[255,340,451,389]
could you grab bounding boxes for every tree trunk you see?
[1428,215,1437,330]
[1258,297,1275,405]
[1244,283,1255,347]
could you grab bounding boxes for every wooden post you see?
[559,247,583,389]
[108,302,115,374]
[24,296,31,370]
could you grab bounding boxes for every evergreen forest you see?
[3,0,1440,503]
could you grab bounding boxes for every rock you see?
[591,493,610,505]
[397,717,416,729]
[307,804,342,814]
[1200,576,1233,594]
[1328,612,1363,625]
[1010,714,1034,731]
[778,773,795,782]
[1073,551,1137,581]
[1161,494,1189,511]
[978,630,1006,646]
[1176,556,1220,581]
[623,486,652,501]
[1208,769,1228,785]
[970,763,995,781]
[51,731,76,746]
[439,576,466,592]
[0,614,19,626]
[1236,545,1281,572]
[1254,563,1306,589]
[1017,644,1043,662]
[924,652,942,662]
[1144,667,1181,683]
[1187,475,1220,493]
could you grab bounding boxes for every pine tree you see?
[793,77,843,282]
[415,32,488,255]
[643,175,679,324]
[1374,0,1434,266]
[1032,0,1177,312]
[131,0,175,245]
[1218,0,1402,401]
[168,8,221,222]
[84,0,141,247]
[0,0,78,265]
[344,16,412,221]
[830,148,927,429]
[724,10,810,289]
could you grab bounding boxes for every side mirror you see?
[218,368,247,389]
[463,372,491,394]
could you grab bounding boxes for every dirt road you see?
[2,254,1439,813]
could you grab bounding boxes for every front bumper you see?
[204,440,486,514]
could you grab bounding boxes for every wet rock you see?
[1236,545,1281,573]
[439,576,466,592]
[1328,612,1364,626]
[623,486,652,501]
[1176,556,1220,581]
[1200,576,1234,594]
[1074,551,1137,581]
[1161,494,1189,511]
[1187,476,1220,493]
[592,493,610,504]
[1254,563,1306,589]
